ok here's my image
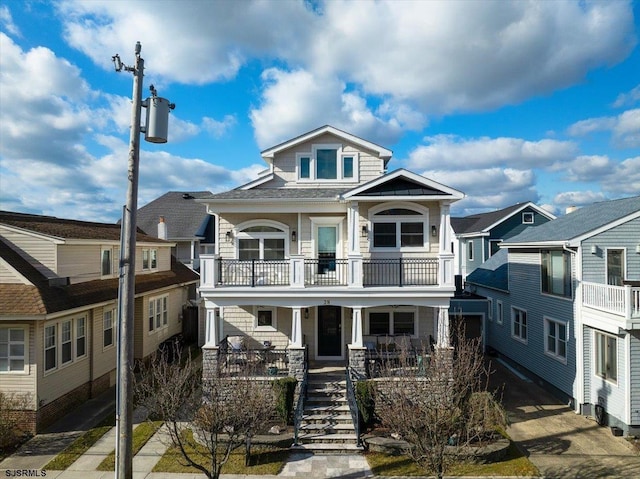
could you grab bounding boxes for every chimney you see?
[565,206,578,214]
[158,216,167,240]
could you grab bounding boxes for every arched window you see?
[235,221,288,260]
[369,204,428,250]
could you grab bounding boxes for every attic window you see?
[522,212,534,224]
[296,144,358,182]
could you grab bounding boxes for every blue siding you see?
[488,207,553,255]
[583,325,591,408]
[631,331,640,427]
[480,250,576,401]
[582,217,640,283]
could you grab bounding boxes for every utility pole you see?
[112,42,174,479]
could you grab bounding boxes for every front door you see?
[317,305,342,357]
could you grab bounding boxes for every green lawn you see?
[44,413,116,470]
[97,420,163,471]
[366,441,540,477]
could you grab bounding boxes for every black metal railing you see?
[346,367,362,446]
[363,258,438,286]
[217,346,288,377]
[304,258,349,286]
[293,367,308,446]
[218,259,290,287]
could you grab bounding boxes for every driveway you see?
[492,359,640,478]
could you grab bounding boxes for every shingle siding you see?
[630,331,640,427]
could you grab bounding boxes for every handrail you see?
[292,366,308,447]
[346,367,362,447]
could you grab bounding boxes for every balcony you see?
[200,255,446,289]
[582,281,640,325]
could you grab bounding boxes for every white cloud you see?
[568,109,640,147]
[407,135,577,170]
[613,84,640,108]
[202,115,237,139]
[600,156,640,195]
[0,5,20,36]
[553,191,607,211]
[552,155,612,182]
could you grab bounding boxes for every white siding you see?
[0,226,57,273]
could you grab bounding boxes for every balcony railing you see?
[582,281,640,319]
[203,256,444,288]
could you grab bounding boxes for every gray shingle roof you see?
[504,196,640,245]
[451,203,534,234]
[466,248,509,291]
[137,191,213,240]
[201,188,349,201]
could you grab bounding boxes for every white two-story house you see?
[198,125,464,378]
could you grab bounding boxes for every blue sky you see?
[0,0,638,222]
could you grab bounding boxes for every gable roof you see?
[451,202,555,235]
[0,236,199,316]
[466,248,509,292]
[343,169,464,201]
[504,195,640,247]
[0,210,165,243]
[137,191,214,241]
[260,125,393,162]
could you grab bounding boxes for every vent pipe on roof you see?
[565,206,578,214]
[158,216,167,239]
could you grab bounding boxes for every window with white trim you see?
[237,225,286,260]
[103,309,114,348]
[367,309,416,336]
[61,320,72,365]
[606,249,625,286]
[254,306,277,331]
[45,324,57,371]
[0,327,27,373]
[296,144,358,182]
[76,317,86,358]
[142,248,158,270]
[371,207,427,250]
[545,318,567,362]
[487,298,493,322]
[522,212,534,224]
[541,250,572,298]
[101,247,113,276]
[468,241,474,261]
[497,301,503,325]
[595,331,617,383]
[148,295,169,332]
[511,307,527,342]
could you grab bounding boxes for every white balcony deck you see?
[582,281,640,324]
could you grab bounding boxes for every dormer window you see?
[297,144,358,182]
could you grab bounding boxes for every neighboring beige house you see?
[0,211,199,433]
[198,125,465,374]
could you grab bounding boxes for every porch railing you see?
[217,345,289,376]
[209,256,441,288]
[363,258,438,286]
[582,281,640,319]
[346,367,362,447]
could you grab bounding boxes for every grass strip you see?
[366,440,540,477]
[96,420,163,471]
[44,413,115,470]
[153,429,288,475]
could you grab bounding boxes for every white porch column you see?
[350,307,363,347]
[291,307,303,347]
[290,255,305,288]
[436,306,450,348]
[348,201,361,254]
[203,300,219,347]
[439,203,451,253]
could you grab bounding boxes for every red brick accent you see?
[36,383,91,432]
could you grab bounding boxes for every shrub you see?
[273,377,297,424]
[355,380,376,427]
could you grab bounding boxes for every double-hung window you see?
[76,318,86,358]
[103,309,114,348]
[142,249,158,270]
[595,332,617,383]
[606,249,625,286]
[237,226,286,260]
[367,310,416,336]
[45,324,57,371]
[149,295,169,332]
[541,250,572,297]
[545,318,567,362]
[0,327,26,373]
[101,248,112,276]
[61,320,72,365]
[297,144,358,182]
[511,307,527,342]
[371,207,427,250]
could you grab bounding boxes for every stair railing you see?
[346,367,362,447]
[292,366,308,446]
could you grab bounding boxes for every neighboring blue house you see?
[451,202,555,280]
[464,196,640,435]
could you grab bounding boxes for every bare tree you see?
[135,348,274,479]
[0,391,32,449]
[374,325,506,479]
